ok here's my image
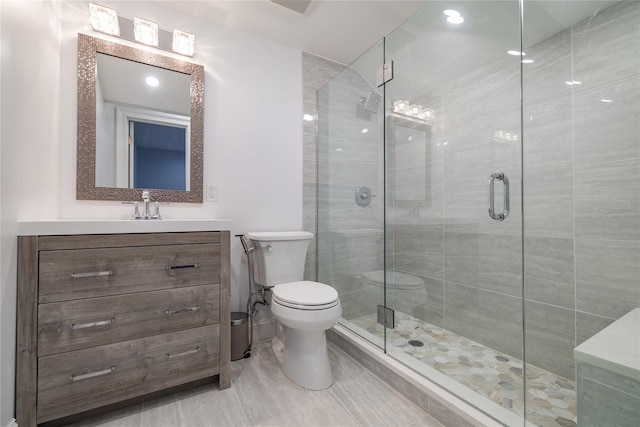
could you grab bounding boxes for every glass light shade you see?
[393,100,409,112]
[89,3,120,36]
[173,29,196,57]
[134,17,158,46]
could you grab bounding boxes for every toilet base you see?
[273,328,333,390]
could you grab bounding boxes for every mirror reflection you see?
[76,33,204,203]
[95,53,191,191]
[388,114,431,208]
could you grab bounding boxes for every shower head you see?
[360,92,382,113]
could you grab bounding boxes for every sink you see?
[17,219,232,236]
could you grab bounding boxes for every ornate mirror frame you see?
[76,33,204,203]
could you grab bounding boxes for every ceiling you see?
[161,0,604,83]
[164,0,429,65]
[99,0,610,105]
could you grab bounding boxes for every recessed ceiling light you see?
[508,50,525,56]
[302,114,314,121]
[145,76,159,87]
[522,59,535,64]
[601,99,614,103]
[444,9,463,24]
[565,80,582,86]
[361,128,369,134]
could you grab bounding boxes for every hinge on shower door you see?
[376,61,393,87]
[377,305,395,329]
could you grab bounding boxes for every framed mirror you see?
[387,113,431,208]
[77,33,204,203]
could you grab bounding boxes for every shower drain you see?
[408,339,424,347]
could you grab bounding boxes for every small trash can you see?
[230,312,249,361]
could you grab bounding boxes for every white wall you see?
[1,2,63,425]
[0,1,303,425]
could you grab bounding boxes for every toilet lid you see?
[272,281,338,308]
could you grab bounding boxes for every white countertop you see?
[574,307,640,381]
[18,219,231,236]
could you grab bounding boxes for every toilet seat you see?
[272,281,339,310]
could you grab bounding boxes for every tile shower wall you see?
[301,52,345,281]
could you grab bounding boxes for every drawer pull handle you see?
[166,263,200,270]
[70,366,115,382]
[165,305,200,316]
[71,270,113,279]
[166,347,200,359]
[71,318,115,330]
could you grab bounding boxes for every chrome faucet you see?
[126,190,161,220]
[142,190,151,218]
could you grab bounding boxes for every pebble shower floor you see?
[352,312,577,427]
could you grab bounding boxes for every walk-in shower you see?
[315,1,640,426]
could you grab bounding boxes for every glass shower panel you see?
[316,40,386,349]
[381,1,526,424]
[522,1,640,426]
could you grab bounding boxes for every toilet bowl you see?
[247,232,342,390]
[270,281,341,390]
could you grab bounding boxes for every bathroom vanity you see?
[15,220,231,426]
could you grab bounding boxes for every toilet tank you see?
[246,231,313,287]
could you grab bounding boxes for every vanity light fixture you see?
[392,99,434,122]
[89,3,120,36]
[88,4,196,57]
[493,130,519,142]
[173,29,196,57]
[134,17,159,47]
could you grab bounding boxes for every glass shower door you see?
[316,40,387,350]
[382,1,526,423]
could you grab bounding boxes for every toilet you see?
[247,231,342,390]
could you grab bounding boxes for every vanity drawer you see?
[38,284,219,356]
[37,325,219,423]
[39,243,220,303]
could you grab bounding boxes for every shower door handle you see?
[488,172,509,221]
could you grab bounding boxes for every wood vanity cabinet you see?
[16,231,231,426]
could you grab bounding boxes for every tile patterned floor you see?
[68,338,441,427]
[352,312,577,427]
